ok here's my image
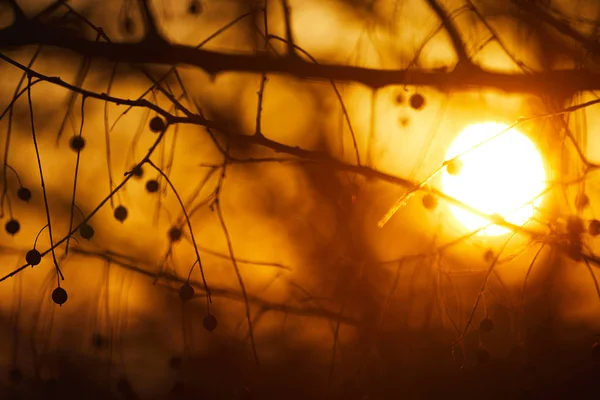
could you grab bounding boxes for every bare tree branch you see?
[0,20,599,93]
[512,0,600,56]
[425,0,470,65]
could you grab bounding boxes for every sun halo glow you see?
[441,122,547,236]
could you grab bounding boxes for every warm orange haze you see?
[0,0,600,399]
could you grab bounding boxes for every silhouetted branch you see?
[1,19,600,93]
[6,0,26,21]
[60,247,357,324]
[280,0,296,57]
[512,0,600,56]
[425,0,470,65]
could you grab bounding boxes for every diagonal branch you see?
[424,0,470,65]
[512,0,600,56]
[6,0,26,21]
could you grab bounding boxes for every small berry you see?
[203,314,218,332]
[178,283,194,301]
[131,165,144,179]
[589,219,600,236]
[25,249,42,266]
[79,223,95,240]
[8,367,22,385]
[567,216,584,235]
[409,93,425,110]
[69,135,85,152]
[5,219,20,235]
[421,193,438,210]
[114,205,128,223]
[145,179,159,193]
[592,342,600,360]
[394,92,404,104]
[168,226,182,242]
[51,287,68,305]
[122,17,134,34]
[149,116,165,133]
[188,0,202,14]
[446,159,462,176]
[575,193,590,210]
[483,249,494,262]
[17,187,31,202]
[476,347,491,365]
[91,333,108,349]
[479,317,494,333]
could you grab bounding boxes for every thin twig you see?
[26,77,64,283]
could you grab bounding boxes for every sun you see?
[441,122,547,236]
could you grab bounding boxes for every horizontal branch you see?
[69,247,358,325]
[0,19,599,93]
[0,52,575,241]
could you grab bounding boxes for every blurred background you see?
[1,0,600,398]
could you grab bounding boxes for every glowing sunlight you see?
[441,122,547,236]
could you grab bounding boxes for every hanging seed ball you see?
[17,187,31,202]
[575,193,590,210]
[114,205,128,223]
[483,249,494,262]
[188,0,202,14]
[122,17,134,34]
[589,220,600,236]
[178,283,194,301]
[25,249,42,266]
[91,333,108,349]
[149,116,166,133]
[145,179,159,193]
[476,347,491,365]
[394,92,404,104]
[131,165,144,179]
[479,317,495,333]
[79,223,95,240]
[5,219,20,235]
[69,135,85,152]
[421,193,438,210]
[592,342,600,360]
[567,216,585,235]
[203,314,218,332]
[409,93,425,110]
[168,226,182,242]
[51,287,68,305]
[8,367,22,385]
[446,159,462,176]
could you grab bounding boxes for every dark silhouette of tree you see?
[1,0,600,398]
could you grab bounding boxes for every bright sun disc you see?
[441,122,547,236]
